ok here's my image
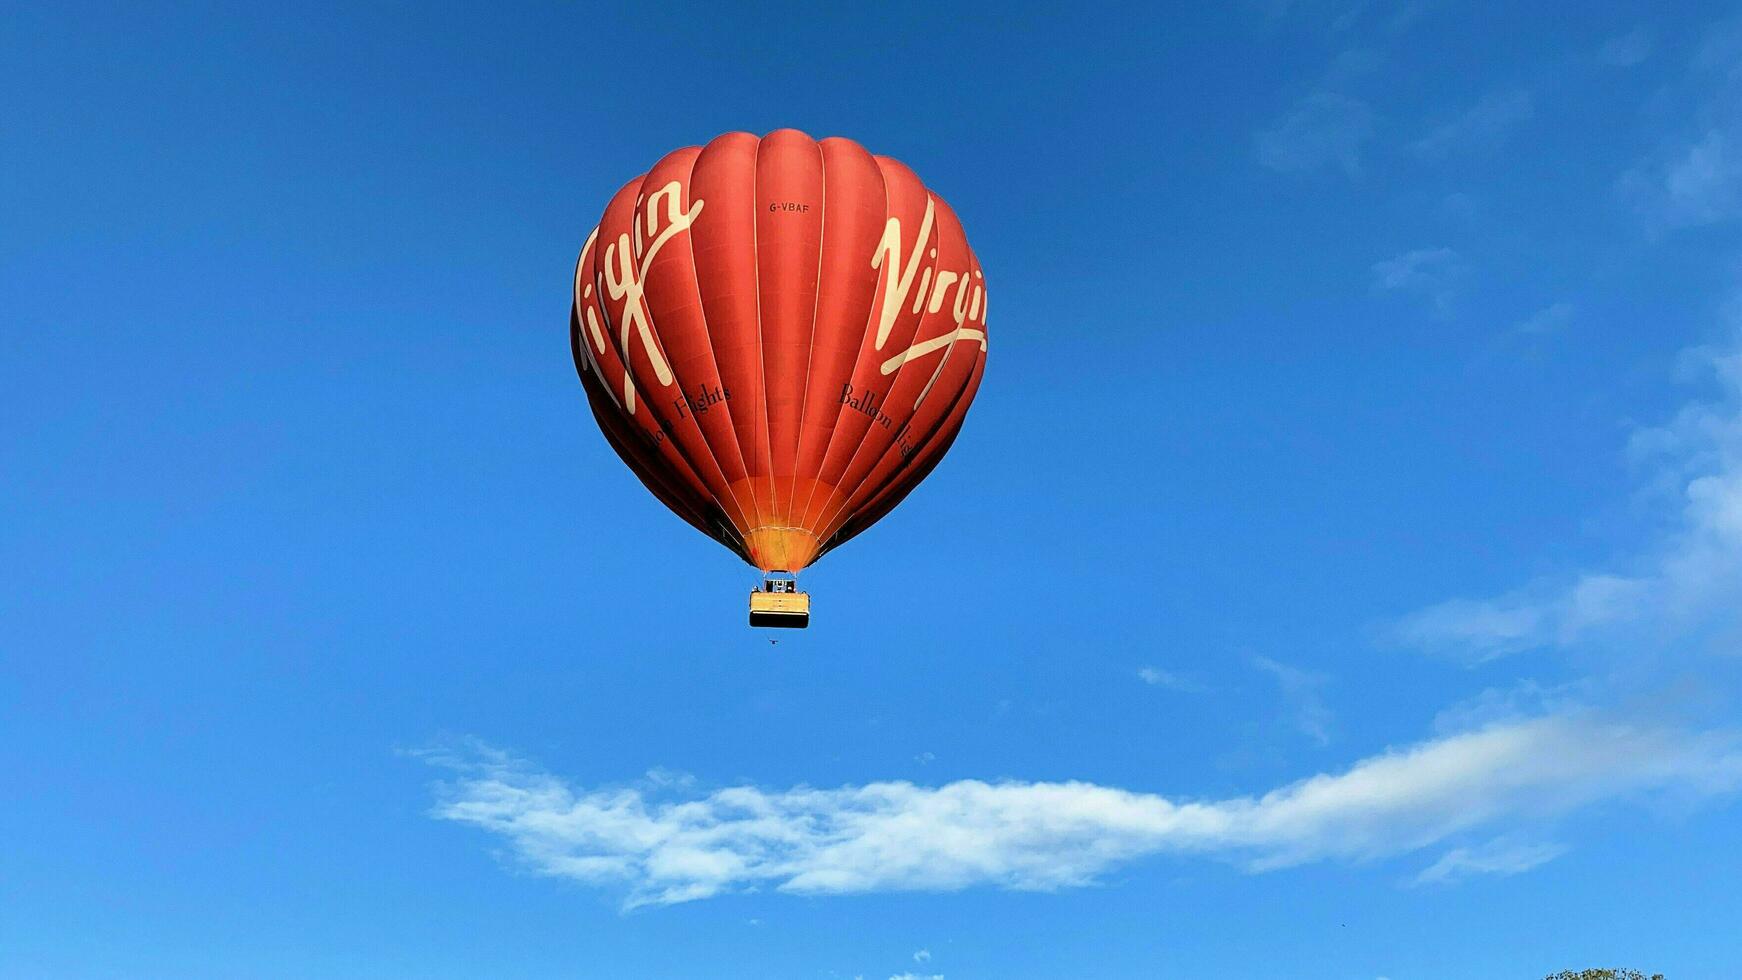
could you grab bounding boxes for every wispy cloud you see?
[1598,28,1653,68]
[1411,836,1568,886]
[1324,46,1384,83]
[1254,656,1333,745]
[1371,247,1463,315]
[422,715,1741,908]
[1391,576,1648,663]
[1138,666,1207,692]
[1257,0,1431,37]
[1430,681,1587,736]
[1516,301,1575,335]
[1411,89,1534,159]
[1392,323,1742,661]
[1620,16,1742,227]
[1644,130,1742,226]
[1256,92,1374,178]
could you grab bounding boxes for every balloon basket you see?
[750,574,810,629]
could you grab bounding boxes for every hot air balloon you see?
[570,130,988,627]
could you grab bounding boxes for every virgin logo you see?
[869,198,987,407]
[575,182,702,414]
[576,182,984,418]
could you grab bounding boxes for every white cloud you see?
[1256,92,1374,178]
[1325,46,1384,82]
[1659,130,1742,225]
[1516,301,1575,335]
[1621,17,1742,227]
[423,715,1742,908]
[913,949,931,963]
[1371,247,1463,315]
[1260,0,1430,37]
[889,974,943,980]
[1391,575,1649,663]
[1411,89,1534,159]
[1138,666,1206,692]
[1429,681,1586,735]
[1411,836,1567,885]
[1254,656,1334,745]
[1598,28,1653,68]
[1392,325,1742,661]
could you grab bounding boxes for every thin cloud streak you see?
[1392,325,1742,661]
[1255,92,1374,178]
[423,715,1742,908]
[1254,656,1334,745]
[1516,301,1575,335]
[1598,28,1653,68]
[1411,836,1567,886]
[1371,247,1463,315]
[1411,89,1533,159]
[1138,666,1207,692]
[1620,16,1742,227]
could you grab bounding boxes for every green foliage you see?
[1543,970,1663,980]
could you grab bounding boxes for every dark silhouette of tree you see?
[1544,970,1663,980]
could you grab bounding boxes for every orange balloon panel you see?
[570,130,988,572]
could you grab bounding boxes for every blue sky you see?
[5,2,1742,977]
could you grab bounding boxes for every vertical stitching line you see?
[822,344,983,553]
[588,193,749,555]
[810,188,946,543]
[748,134,777,566]
[792,146,890,538]
[672,143,758,544]
[781,135,827,560]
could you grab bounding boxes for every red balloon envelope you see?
[571,129,988,573]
